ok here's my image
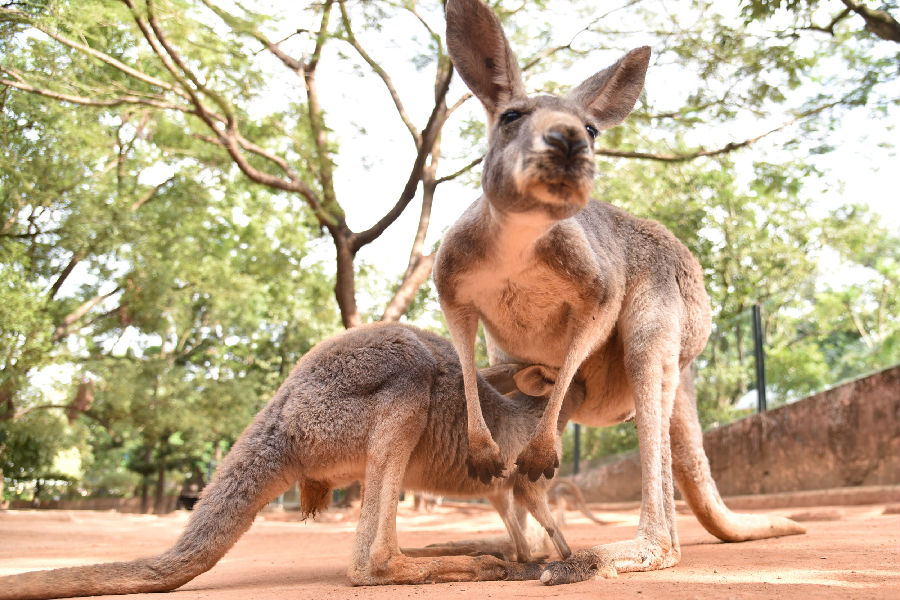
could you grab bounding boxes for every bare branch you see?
[597,98,847,162]
[436,155,483,185]
[446,91,472,117]
[338,0,420,146]
[53,287,122,342]
[381,253,436,322]
[804,7,853,36]
[349,58,453,251]
[131,176,175,211]
[47,254,81,301]
[198,0,305,73]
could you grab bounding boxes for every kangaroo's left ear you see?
[566,46,651,130]
[513,364,559,397]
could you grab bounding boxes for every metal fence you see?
[567,296,899,474]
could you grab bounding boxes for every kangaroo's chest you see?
[457,260,586,366]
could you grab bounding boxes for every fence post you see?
[751,303,767,412]
[573,423,581,475]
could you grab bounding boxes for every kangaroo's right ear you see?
[445,0,526,114]
[513,365,559,397]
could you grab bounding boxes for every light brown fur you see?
[0,324,585,599]
[435,0,805,585]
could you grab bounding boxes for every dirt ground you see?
[1,499,897,600]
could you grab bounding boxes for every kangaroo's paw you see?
[540,535,679,586]
[539,548,616,585]
[515,438,559,482]
[466,437,506,483]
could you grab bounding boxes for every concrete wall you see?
[576,365,900,502]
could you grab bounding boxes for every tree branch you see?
[597,97,847,162]
[435,155,483,185]
[349,57,453,251]
[198,0,305,73]
[840,0,900,42]
[302,0,344,229]
[131,176,175,211]
[381,253,436,322]
[53,287,122,342]
[0,7,189,100]
[0,72,190,112]
[47,253,81,301]
[804,7,853,36]
[338,0,420,146]
[144,0,235,123]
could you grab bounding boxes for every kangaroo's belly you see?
[571,335,636,427]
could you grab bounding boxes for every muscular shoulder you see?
[433,199,491,301]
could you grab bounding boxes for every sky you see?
[292,0,899,290]
[19,0,900,420]
[47,0,900,335]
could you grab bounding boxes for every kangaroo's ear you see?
[513,365,559,397]
[479,363,526,395]
[445,0,526,114]
[567,46,651,130]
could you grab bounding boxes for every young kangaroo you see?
[434,0,805,584]
[0,323,585,600]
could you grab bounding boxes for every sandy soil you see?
[1,500,897,599]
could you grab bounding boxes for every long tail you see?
[551,480,608,525]
[0,411,297,600]
[670,368,805,542]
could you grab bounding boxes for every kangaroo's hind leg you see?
[513,477,572,560]
[346,394,541,585]
[349,442,542,585]
[541,311,683,585]
[403,491,530,562]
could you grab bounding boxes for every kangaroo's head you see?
[446,0,650,220]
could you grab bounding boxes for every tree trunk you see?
[334,233,362,328]
[153,464,167,514]
[31,479,42,508]
[0,380,15,422]
[140,477,150,514]
[0,465,7,509]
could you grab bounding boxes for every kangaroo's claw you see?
[515,439,560,482]
[466,442,506,482]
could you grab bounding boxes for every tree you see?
[0,0,465,330]
[2,0,897,485]
[741,0,900,43]
[0,37,341,502]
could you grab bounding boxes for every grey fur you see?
[436,0,805,585]
[0,324,584,598]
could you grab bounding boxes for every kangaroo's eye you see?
[585,124,599,140]
[499,110,522,125]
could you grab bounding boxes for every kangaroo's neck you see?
[482,198,557,262]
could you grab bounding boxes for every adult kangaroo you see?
[0,324,586,599]
[433,0,805,584]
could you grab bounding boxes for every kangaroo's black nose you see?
[543,129,588,159]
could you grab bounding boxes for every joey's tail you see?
[670,369,805,542]
[0,412,297,600]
